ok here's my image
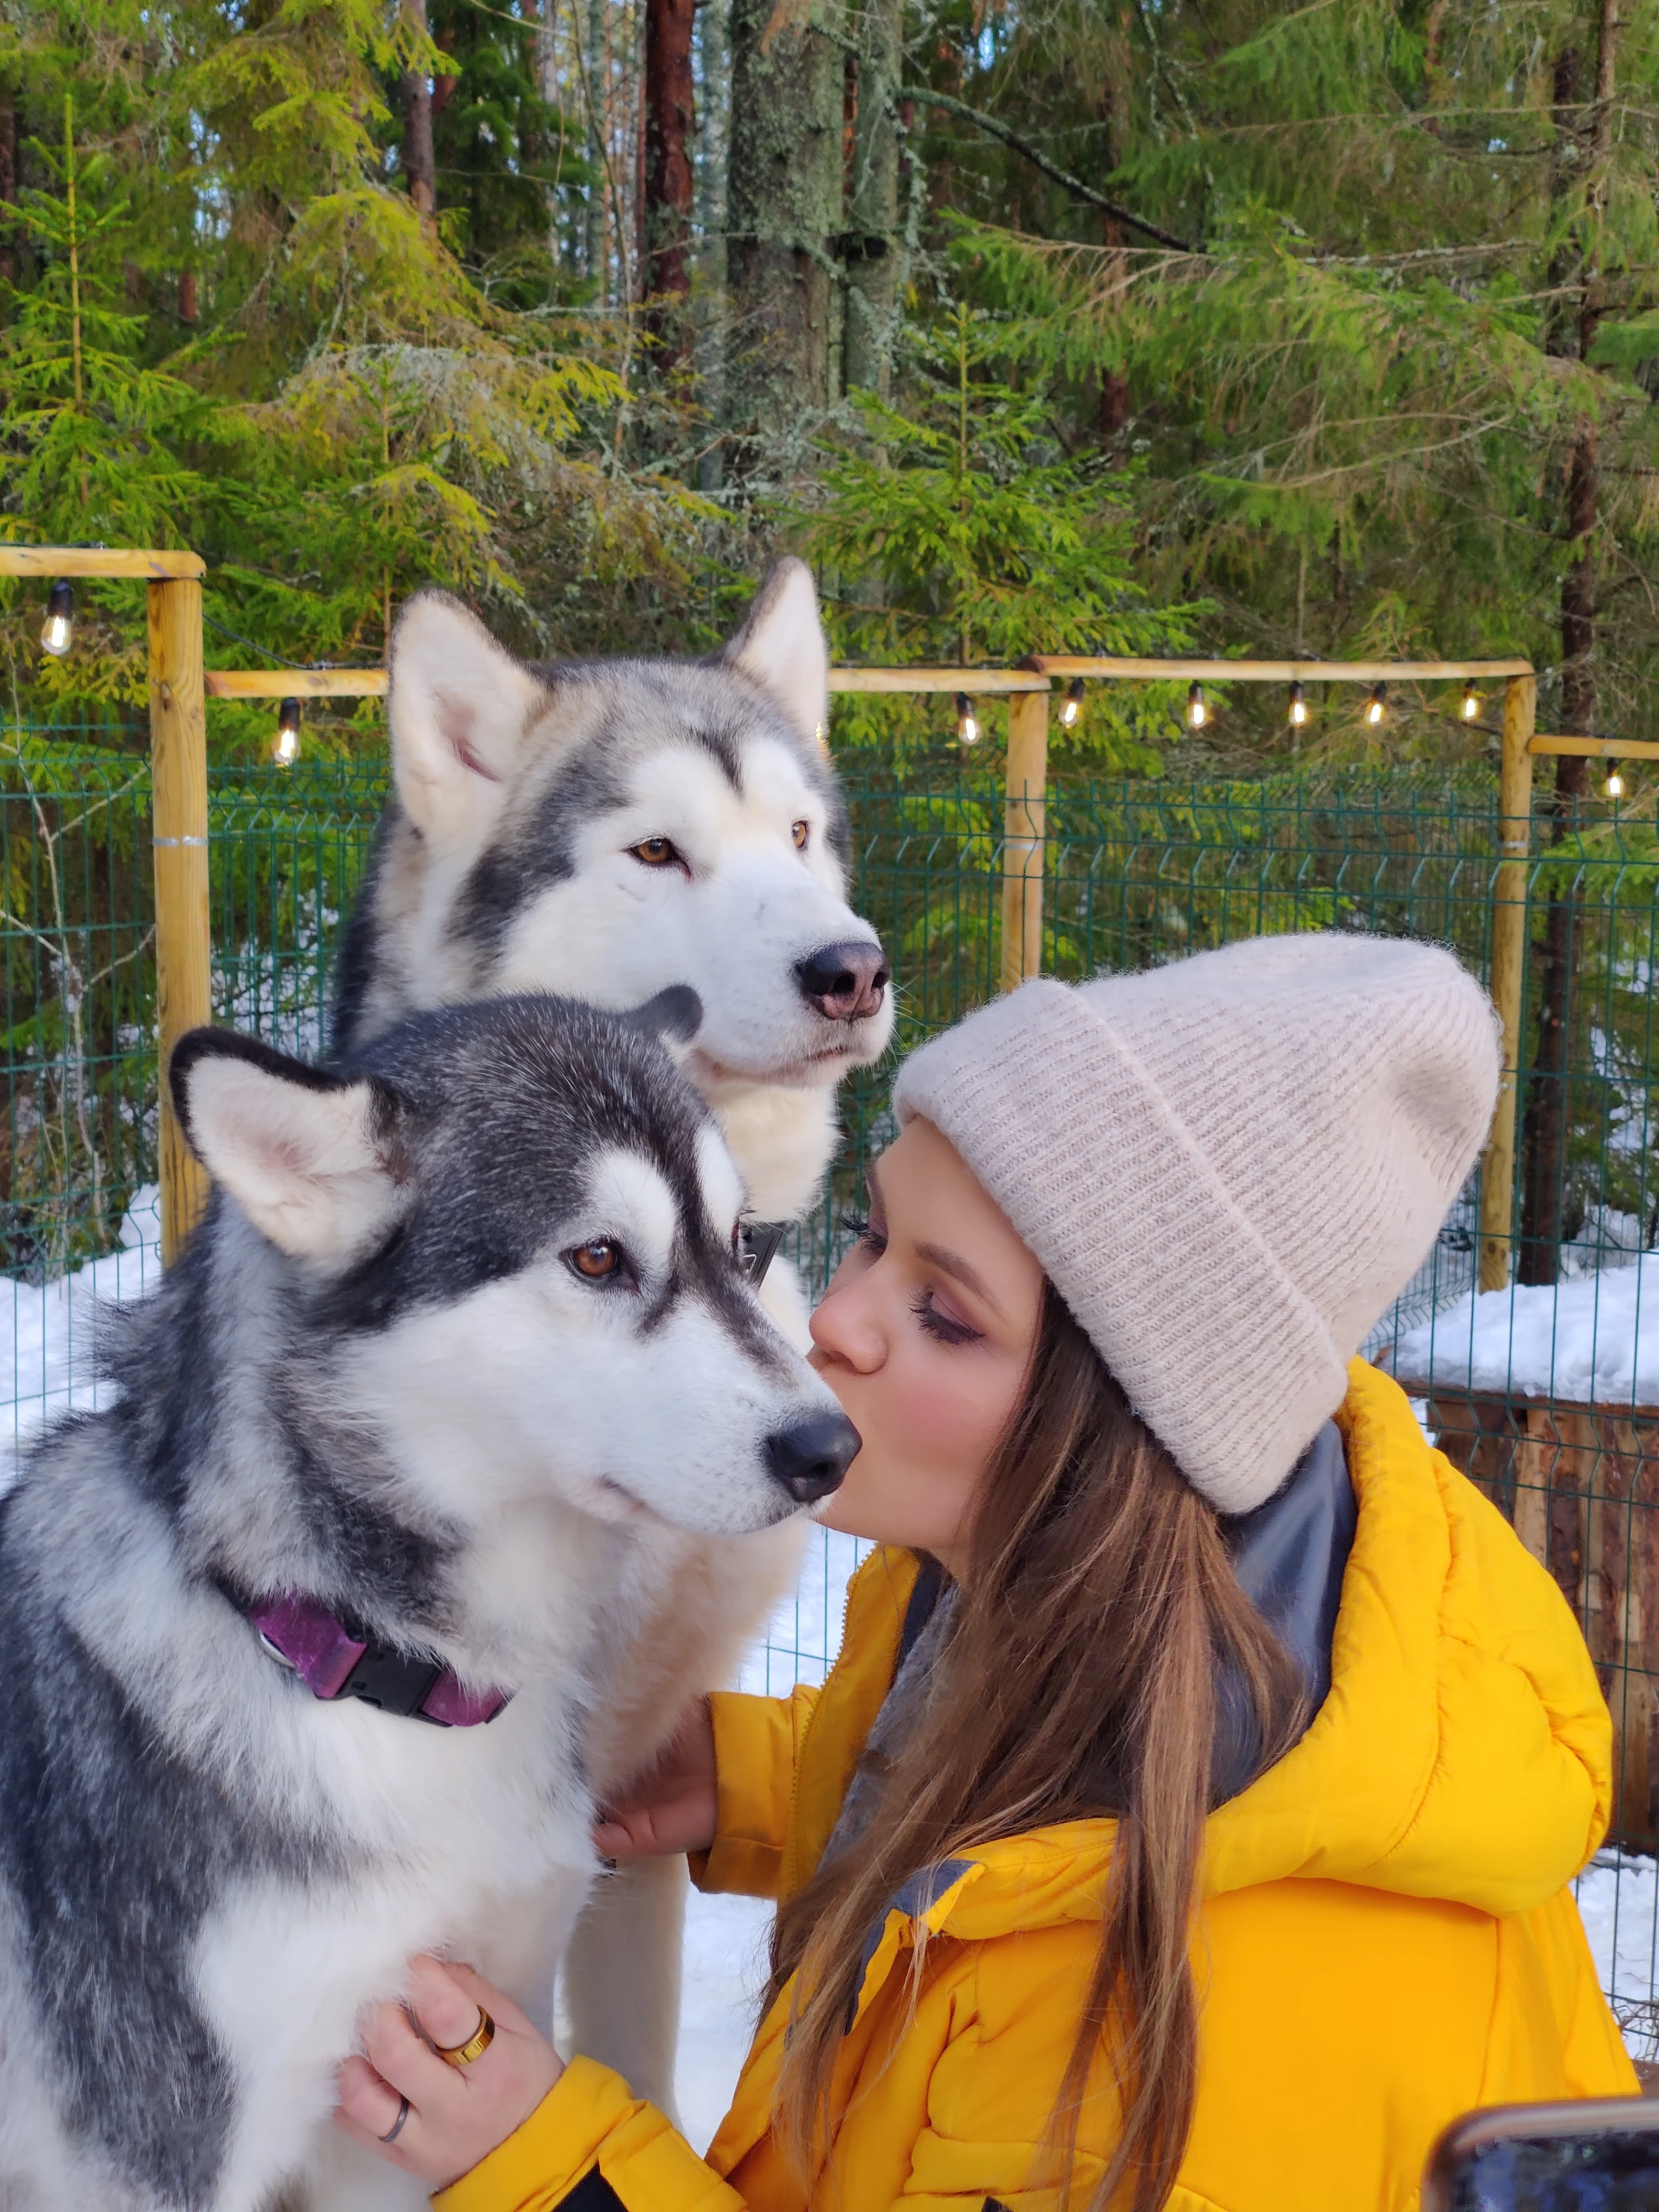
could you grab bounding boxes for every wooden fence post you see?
[1478,673,1536,1293]
[1001,688,1049,995]
[148,575,212,1263]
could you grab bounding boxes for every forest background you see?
[0,0,1654,1286]
[1,0,1657,773]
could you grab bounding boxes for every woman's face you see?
[809,1115,1045,1576]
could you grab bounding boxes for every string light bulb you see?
[1186,681,1207,730]
[275,696,301,765]
[1462,680,1480,723]
[1365,682,1386,728]
[39,581,74,658]
[1606,765,1625,800]
[1059,677,1086,729]
[954,692,979,745]
[1287,681,1308,729]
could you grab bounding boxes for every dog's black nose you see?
[795,940,889,1023]
[765,1410,860,1503]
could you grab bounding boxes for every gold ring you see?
[435,2008,495,2068]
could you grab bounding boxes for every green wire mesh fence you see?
[1,721,1657,2049]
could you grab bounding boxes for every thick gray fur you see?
[0,993,837,2212]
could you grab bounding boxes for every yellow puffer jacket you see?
[439,1363,1636,2212]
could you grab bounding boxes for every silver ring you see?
[379,2094,411,2145]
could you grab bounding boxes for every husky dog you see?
[0,992,855,2212]
[332,560,893,2108]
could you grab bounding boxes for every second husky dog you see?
[0,991,855,2212]
[332,561,890,2107]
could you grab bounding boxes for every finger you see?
[332,2098,424,2172]
[440,1959,540,2042]
[335,2054,416,2141]
[406,1954,492,2052]
[361,1996,462,2107]
[592,1818,641,1860]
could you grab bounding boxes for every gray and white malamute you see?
[0,992,854,2212]
[333,560,892,2107]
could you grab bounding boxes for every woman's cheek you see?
[902,1347,1020,1476]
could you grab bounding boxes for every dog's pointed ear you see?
[722,559,829,748]
[170,1031,409,1265]
[620,985,703,1046]
[388,591,550,853]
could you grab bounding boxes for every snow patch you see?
[1389,1258,1659,1406]
[0,1183,163,1482]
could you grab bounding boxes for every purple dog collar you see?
[247,1592,510,1728]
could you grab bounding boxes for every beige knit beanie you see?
[891,932,1500,1515]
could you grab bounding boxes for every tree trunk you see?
[842,0,902,398]
[643,0,696,364]
[1517,6,1618,1287]
[727,0,847,455]
[401,0,437,218]
[585,0,608,294]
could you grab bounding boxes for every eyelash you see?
[911,1290,982,1347]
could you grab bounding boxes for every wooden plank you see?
[827,667,1049,693]
[1000,691,1048,995]
[1479,674,1535,1293]
[206,665,1047,699]
[206,669,387,698]
[1530,734,1659,760]
[148,577,213,1264]
[1028,654,1535,682]
[0,545,206,581]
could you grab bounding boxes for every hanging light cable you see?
[1059,677,1085,729]
[955,692,979,745]
[1287,681,1308,729]
[275,697,301,765]
[1365,682,1386,728]
[1186,681,1207,730]
[39,581,74,658]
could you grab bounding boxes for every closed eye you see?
[911,1290,982,1347]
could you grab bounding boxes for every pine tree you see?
[804,306,1199,763]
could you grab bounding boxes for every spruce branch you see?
[897,87,1195,254]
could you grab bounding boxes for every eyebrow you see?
[915,1240,1001,1316]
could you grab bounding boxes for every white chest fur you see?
[195,1687,595,2212]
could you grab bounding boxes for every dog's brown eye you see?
[791,820,809,851]
[630,837,679,868]
[570,1240,622,1280]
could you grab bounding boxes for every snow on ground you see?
[1390,1255,1659,1404]
[1575,1855,1659,2063]
[678,1889,775,2151]
[0,1185,163,1475]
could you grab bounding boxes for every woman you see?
[336,933,1636,2212]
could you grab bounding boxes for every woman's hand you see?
[335,1955,563,2189]
[593,1697,718,1861]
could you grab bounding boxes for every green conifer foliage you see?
[805,306,1200,764]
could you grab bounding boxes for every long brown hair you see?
[768,1285,1308,2212]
